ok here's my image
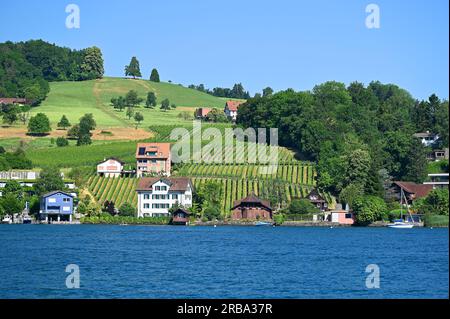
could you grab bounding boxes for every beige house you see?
[96,158,124,177]
[136,143,171,177]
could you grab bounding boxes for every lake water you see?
[0,225,448,299]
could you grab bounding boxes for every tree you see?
[27,113,51,135]
[125,56,142,79]
[3,180,23,198]
[103,200,116,215]
[33,166,65,195]
[149,68,160,82]
[262,87,274,97]
[56,137,69,147]
[404,140,428,183]
[160,98,170,111]
[18,105,31,124]
[77,113,96,146]
[111,96,126,111]
[287,199,319,215]
[125,90,143,108]
[67,124,80,139]
[171,103,177,109]
[126,107,135,120]
[353,195,387,224]
[339,183,364,209]
[80,46,104,79]
[206,108,228,123]
[203,205,221,221]
[0,194,23,216]
[134,112,144,128]
[145,92,157,108]
[2,105,19,125]
[415,188,449,216]
[57,115,71,130]
[119,202,136,217]
[86,202,101,217]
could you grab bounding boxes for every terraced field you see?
[86,161,319,215]
[87,175,138,207]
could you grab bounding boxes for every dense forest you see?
[237,81,449,203]
[0,40,104,104]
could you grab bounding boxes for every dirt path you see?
[92,79,132,128]
[0,126,152,141]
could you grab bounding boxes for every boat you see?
[1,215,12,224]
[23,216,32,224]
[254,221,272,226]
[387,219,414,229]
[387,187,414,229]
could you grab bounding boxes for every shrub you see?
[119,202,136,217]
[56,137,69,147]
[423,214,449,227]
[287,199,319,215]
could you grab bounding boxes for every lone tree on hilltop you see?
[125,56,142,79]
[150,68,160,82]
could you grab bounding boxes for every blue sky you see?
[1,0,448,99]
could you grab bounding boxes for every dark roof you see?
[413,132,436,138]
[171,208,191,216]
[306,189,326,203]
[232,192,272,211]
[42,190,74,198]
[393,182,433,198]
[136,177,192,192]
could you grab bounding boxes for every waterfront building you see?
[231,193,273,220]
[171,207,192,225]
[39,191,74,222]
[136,177,193,217]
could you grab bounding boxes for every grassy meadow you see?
[29,77,232,129]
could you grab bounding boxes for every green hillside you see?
[30,77,231,128]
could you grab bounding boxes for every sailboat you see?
[387,188,414,229]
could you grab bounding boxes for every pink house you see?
[330,209,355,225]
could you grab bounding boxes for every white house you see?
[413,132,440,147]
[136,177,193,217]
[224,100,245,121]
[96,158,124,177]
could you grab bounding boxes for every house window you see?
[160,186,167,191]
[144,194,150,200]
[48,198,56,203]
[171,194,178,200]
[144,204,150,209]
[63,198,70,202]
[155,186,160,191]
[345,213,352,219]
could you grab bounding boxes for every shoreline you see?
[3,221,446,227]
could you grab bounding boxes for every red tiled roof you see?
[393,182,433,198]
[136,143,170,159]
[225,100,245,112]
[0,98,28,104]
[196,108,212,117]
[232,192,272,210]
[136,177,192,192]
